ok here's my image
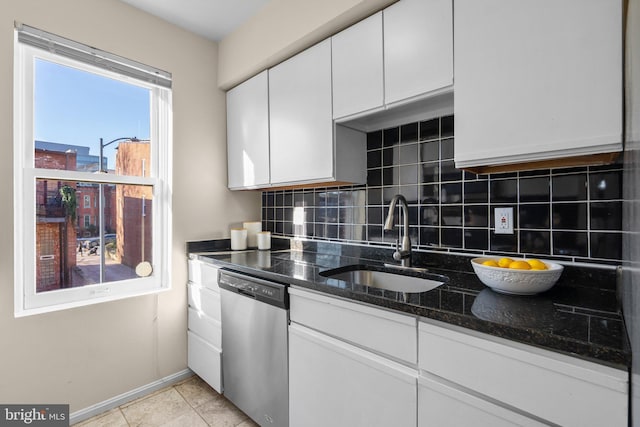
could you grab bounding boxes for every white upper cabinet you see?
[332,12,384,119]
[226,0,457,188]
[269,40,334,185]
[384,0,453,105]
[226,40,365,190]
[454,0,623,171]
[226,70,269,189]
[270,40,365,186]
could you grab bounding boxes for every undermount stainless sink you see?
[320,265,448,293]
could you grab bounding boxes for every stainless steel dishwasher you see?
[219,269,289,427]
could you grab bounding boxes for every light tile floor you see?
[74,375,259,427]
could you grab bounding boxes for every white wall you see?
[0,0,260,413]
[217,0,397,90]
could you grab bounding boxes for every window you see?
[14,24,173,316]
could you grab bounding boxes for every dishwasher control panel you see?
[218,269,288,309]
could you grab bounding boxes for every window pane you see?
[36,179,153,292]
[34,58,151,176]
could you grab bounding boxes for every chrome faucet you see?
[384,194,412,267]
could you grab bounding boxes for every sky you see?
[34,58,151,170]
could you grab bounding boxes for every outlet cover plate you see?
[495,207,514,234]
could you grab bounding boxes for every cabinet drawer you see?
[419,319,628,427]
[289,287,416,364]
[188,307,221,349]
[187,259,220,291]
[187,331,222,393]
[418,374,546,427]
[188,283,221,322]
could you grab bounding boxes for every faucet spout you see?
[384,194,412,267]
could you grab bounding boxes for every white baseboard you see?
[69,369,194,425]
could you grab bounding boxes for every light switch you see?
[494,207,514,234]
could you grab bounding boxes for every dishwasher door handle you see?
[236,288,257,299]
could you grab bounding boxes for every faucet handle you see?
[393,239,402,261]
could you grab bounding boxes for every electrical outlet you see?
[494,207,514,234]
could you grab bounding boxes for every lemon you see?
[498,257,514,268]
[482,259,499,267]
[527,259,548,270]
[508,260,532,270]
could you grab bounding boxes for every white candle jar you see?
[230,228,247,250]
[257,231,271,250]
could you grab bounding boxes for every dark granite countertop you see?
[187,238,630,370]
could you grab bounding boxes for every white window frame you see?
[14,32,173,317]
[83,194,90,208]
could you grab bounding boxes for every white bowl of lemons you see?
[470,257,564,295]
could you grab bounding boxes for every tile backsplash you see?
[262,115,623,264]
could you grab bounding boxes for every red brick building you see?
[115,140,152,268]
[76,183,116,237]
[34,148,77,292]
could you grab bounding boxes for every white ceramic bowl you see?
[470,258,564,295]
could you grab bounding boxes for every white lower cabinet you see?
[287,287,628,426]
[187,259,221,292]
[289,323,417,427]
[186,259,222,393]
[289,287,416,363]
[419,319,628,427]
[418,374,545,427]
[187,307,221,349]
[288,287,417,427]
[187,331,222,392]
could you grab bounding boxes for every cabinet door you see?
[418,375,546,427]
[454,0,622,169]
[332,12,383,119]
[289,323,417,427]
[419,320,628,427]
[384,0,453,105]
[226,71,270,189]
[269,40,333,185]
